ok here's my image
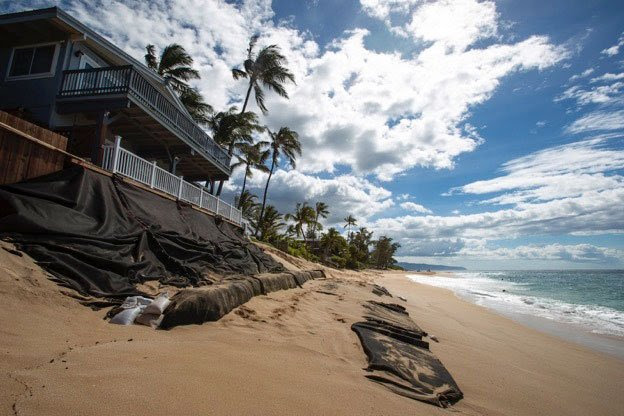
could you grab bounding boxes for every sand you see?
[1,241,623,416]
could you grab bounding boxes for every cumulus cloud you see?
[24,0,568,183]
[368,135,624,257]
[238,169,394,226]
[400,202,432,214]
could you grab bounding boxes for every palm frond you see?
[232,68,248,80]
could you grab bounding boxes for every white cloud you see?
[400,201,432,214]
[567,110,624,134]
[368,136,624,256]
[461,243,624,263]
[569,67,594,82]
[601,32,624,57]
[590,72,624,83]
[238,168,394,225]
[556,82,624,106]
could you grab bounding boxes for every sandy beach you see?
[1,243,623,416]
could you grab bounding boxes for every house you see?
[0,6,231,188]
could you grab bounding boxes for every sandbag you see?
[160,270,324,329]
[351,301,463,407]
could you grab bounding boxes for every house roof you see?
[0,7,193,119]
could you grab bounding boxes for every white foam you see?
[407,272,624,338]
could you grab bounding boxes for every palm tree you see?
[285,202,315,243]
[319,228,346,261]
[232,35,295,114]
[235,190,259,221]
[145,44,212,123]
[232,142,270,206]
[255,127,301,237]
[208,107,264,156]
[179,87,213,124]
[343,214,357,243]
[311,202,329,241]
[253,205,284,241]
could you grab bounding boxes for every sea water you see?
[407,270,624,358]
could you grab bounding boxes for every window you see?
[7,43,59,80]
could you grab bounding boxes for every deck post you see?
[199,188,204,208]
[216,197,220,216]
[150,161,157,188]
[228,204,233,221]
[177,176,184,199]
[111,135,121,173]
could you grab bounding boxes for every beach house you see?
[0,7,232,191]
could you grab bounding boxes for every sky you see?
[4,0,624,269]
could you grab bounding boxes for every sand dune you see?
[1,241,623,415]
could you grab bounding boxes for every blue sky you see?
[5,0,624,269]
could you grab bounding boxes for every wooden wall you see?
[0,111,68,185]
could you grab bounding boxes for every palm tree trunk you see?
[241,80,254,114]
[255,156,275,237]
[238,165,249,207]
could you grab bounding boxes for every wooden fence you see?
[0,111,68,185]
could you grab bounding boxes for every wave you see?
[407,272,624,338]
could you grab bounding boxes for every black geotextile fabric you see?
[0,166,284,300]
[160,270,325,329]
[351,300,463,408]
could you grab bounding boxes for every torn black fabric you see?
[352,300,463,407]
[0,167,284,300]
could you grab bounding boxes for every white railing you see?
[102,137,242,226]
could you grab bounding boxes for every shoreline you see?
[403,270,624,360]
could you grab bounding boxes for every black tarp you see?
[0,167,284,300]
[352,300,463,407]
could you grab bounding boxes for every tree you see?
[232,35,295,114]
[319,228,348,264]
[145,44,212,122]
[235,190,259,221]
[252,205,284,241]
[343,214,357,243]
[309,202,329,241]
[231,142,270,206]
[208,107,264,156]
[255,127,301,237]
[349,227,374,267]
[370,236,401,269]
[285,202,315,243]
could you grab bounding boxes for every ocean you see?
[407,270,624,357]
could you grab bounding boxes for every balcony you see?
[102,137,242,226]
[57,65,231,180]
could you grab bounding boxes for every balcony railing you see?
[59,65,231,174]
[102,138,242,226]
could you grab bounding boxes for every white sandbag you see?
[143,293,170,315]
[120,296,153,309]
[135,312,163,328]
[110,306,143,325]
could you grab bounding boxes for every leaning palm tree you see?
[208,107,264,156]
[343,214,357,243]
[145,43,211,122]
[255,127,301,237]
[285,202,315,243]
[231,142,270,206]
[232,35,295,114]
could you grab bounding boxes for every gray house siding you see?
[0,38,70,127]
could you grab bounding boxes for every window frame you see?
[6,42,61,81]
